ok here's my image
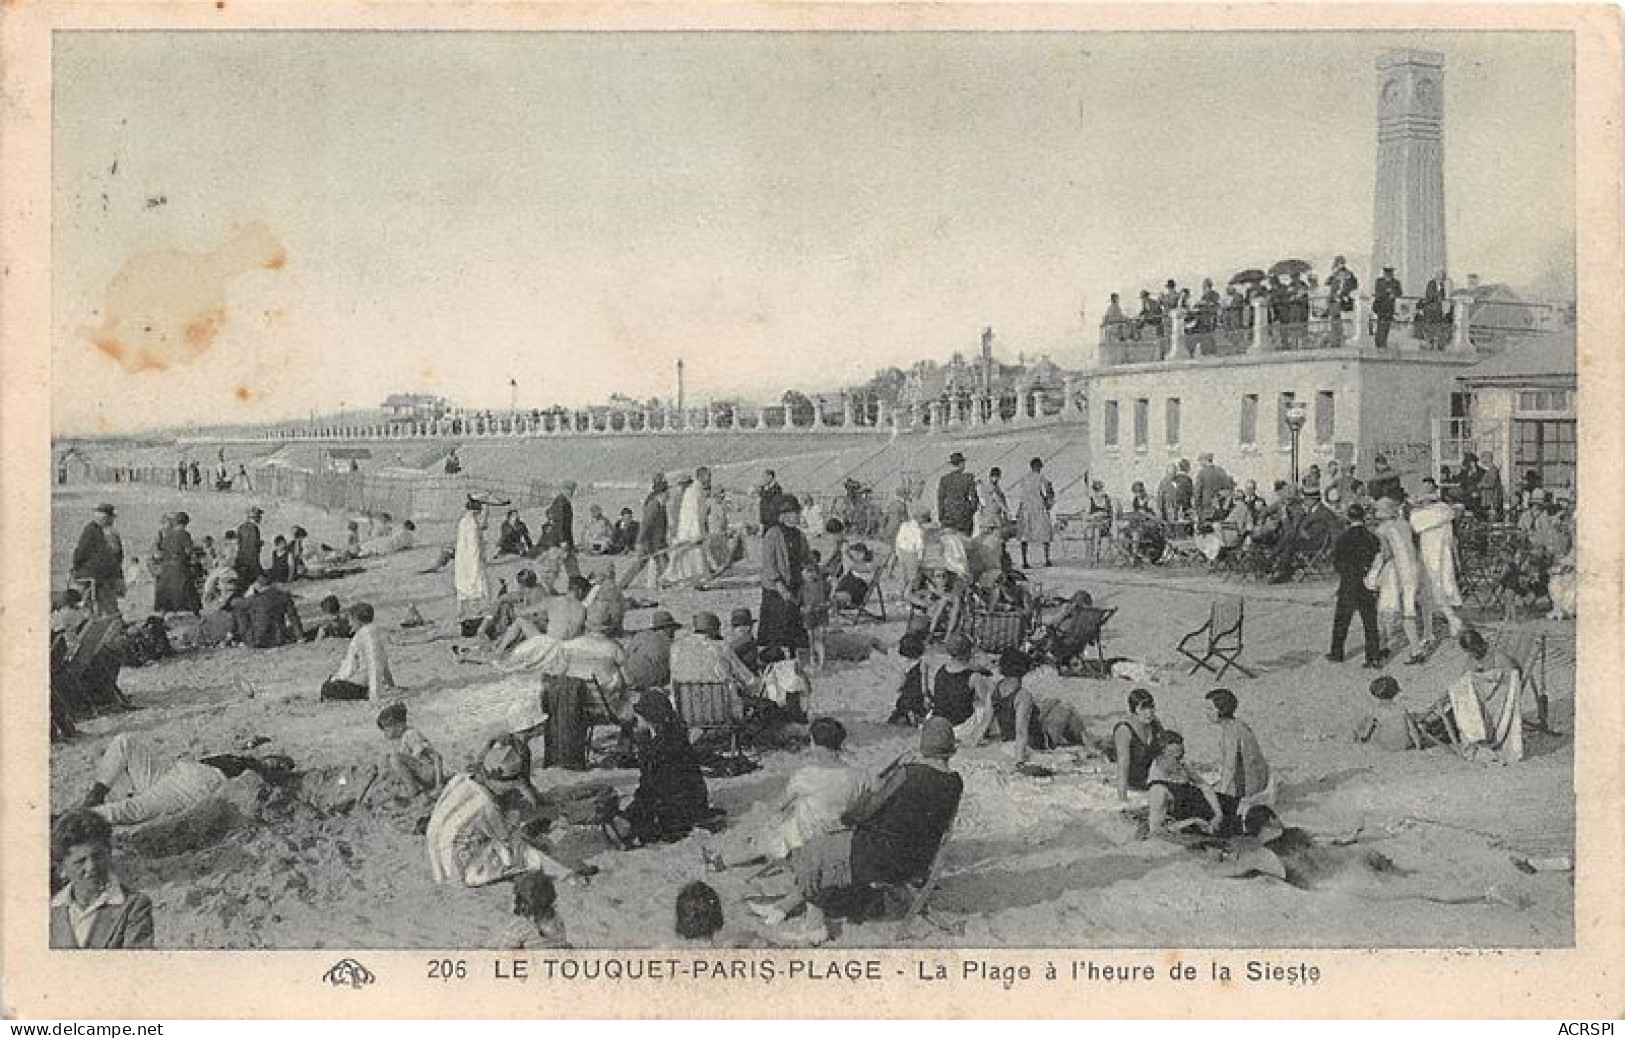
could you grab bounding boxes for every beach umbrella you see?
[1229,269,1267,285]
[1269,258,1312,277]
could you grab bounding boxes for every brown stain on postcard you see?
[79,221,285,373]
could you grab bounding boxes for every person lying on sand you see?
[752,717,962,946]
[980,649,1095,767]
[704,717,870,871]
[1208,807,1535,910]
[425,739,591,888]
[76,732,295,828]
[357,519,416,558]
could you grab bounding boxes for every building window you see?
[1165,398,1181,446]
[1240,394,1258,447]
[1276,391,1296,446]
[1516,389,1572,413]
[1134,399,1149,449]
[1315,391,1335,445]
[1104,400,1120,448]
[1513,418,1576,489]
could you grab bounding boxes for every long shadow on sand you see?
[932,849,1172,917]
[1277,766,1374,812]
[1249,647,1324,672]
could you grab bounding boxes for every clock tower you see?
[1371,48,1446,295]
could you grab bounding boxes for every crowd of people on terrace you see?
[48,432,1573,948]
[1100,258,1463,351]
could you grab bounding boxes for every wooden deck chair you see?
[1293,536,1336,581]
[834,573,887,625]
[1443,668,1527,763]
[1492,629,1552,733]
[899,801,961,927]
[672,680,749,761]
[1049,602,1116,677]
[1176,596,1256,678]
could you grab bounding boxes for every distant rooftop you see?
[1458,331,1576,383]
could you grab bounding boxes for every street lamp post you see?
[1285,401,1309,484]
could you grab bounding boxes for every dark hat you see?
[465,495,484,511]
[729,607,754,627]
[652,473,669,490]
[174,511,191,524]
[94,502,116,516]
[1383,265,1395,273]
[692,611,722,636]
[948,451,966,465]
[647,610,682,632]
[247,506,264,518]
[777,495,802,515]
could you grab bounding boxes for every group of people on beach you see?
[49,436,1568,949]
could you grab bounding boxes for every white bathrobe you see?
[1408,501,1463,608]
[666,483,710,583]
[454,512,491,619]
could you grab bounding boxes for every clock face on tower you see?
[1381,78,1401,109]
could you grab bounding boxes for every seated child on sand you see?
[375,702,444,801]
[675,881,729,947]
[502,871,570,950]
[1352,676,1422,751]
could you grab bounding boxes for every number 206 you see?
[428,959,467,980]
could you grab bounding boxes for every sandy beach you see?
[49,484,1574,950]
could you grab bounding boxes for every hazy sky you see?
[52,31,1575,434]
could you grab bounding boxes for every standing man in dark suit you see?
[1327,504,1384,667]
[234,506,264,589]
[71,503,124,615]
[936,452,978,536]
[1373,266,1402,349]
[545,480,580,580]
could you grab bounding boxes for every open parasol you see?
[1229,269,1267,285]
[1269,258,1312,277]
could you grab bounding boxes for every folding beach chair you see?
[672,680,750,762]
[1293,535,1336,582]
[899,801,960,926]
[1493,628,1552,733]
[834,574,888,625]
[1176,596,1255,679]
[1042,596,1116,677]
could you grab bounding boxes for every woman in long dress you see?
[152,511,200,614]
[1014,457,1056,568]
[454,497,492,629]
[758,496,810,657]
[1369,498,1427,663]
[664,474,712,585]
[613,691,714,847]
